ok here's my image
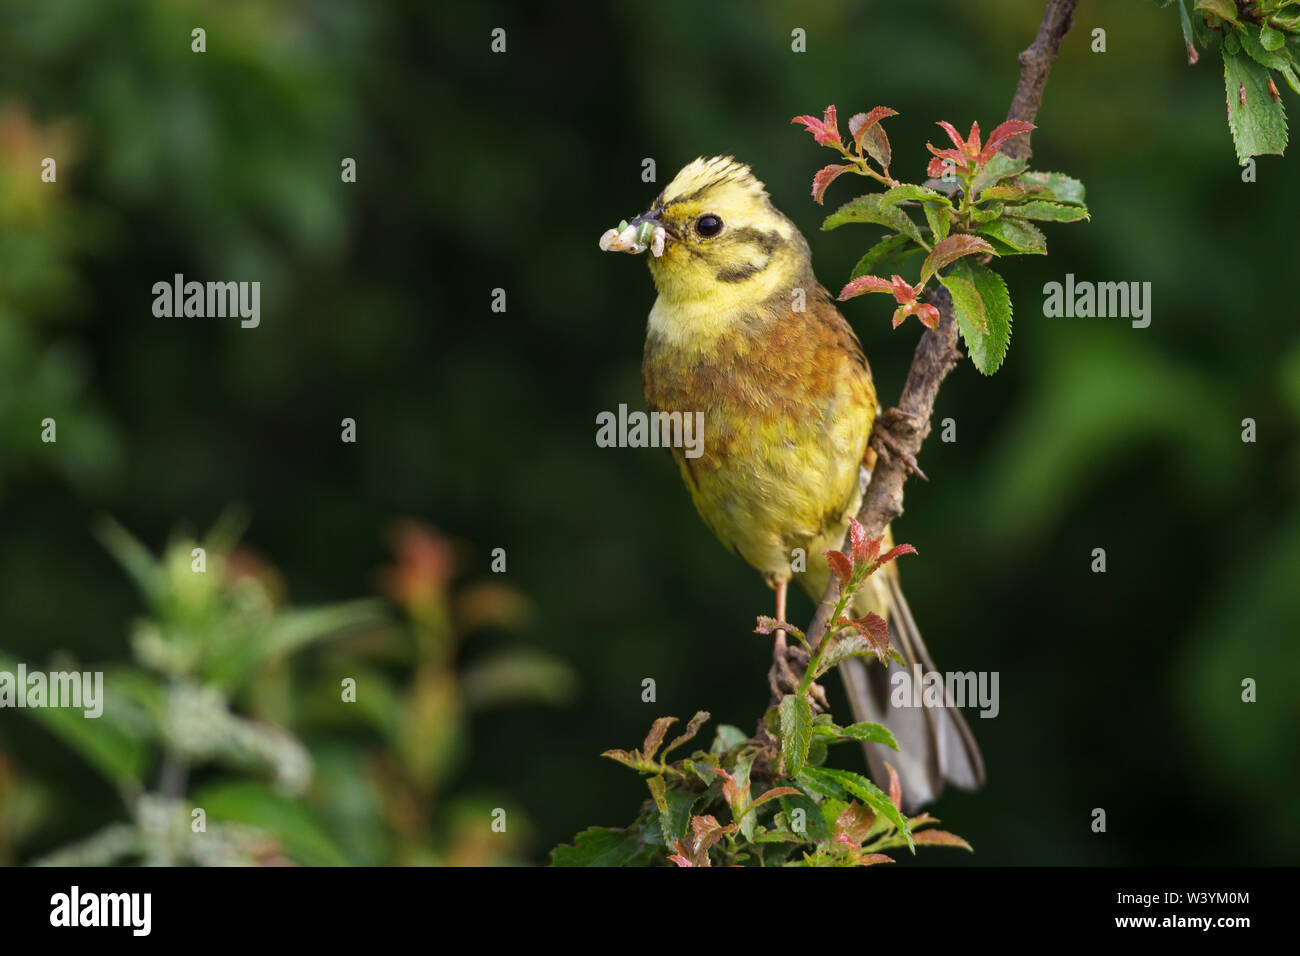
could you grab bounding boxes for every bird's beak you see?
[599,208,671,257]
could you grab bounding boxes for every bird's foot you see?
[767,638,830,712]
[873,409,929,480]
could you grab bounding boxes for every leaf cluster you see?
[1159,0,1300,160]
[795,106,1089,375]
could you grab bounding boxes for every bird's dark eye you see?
[695,214,724,237]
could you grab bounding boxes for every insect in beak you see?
[599,209,670,258]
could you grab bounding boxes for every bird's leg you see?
[767,578,831,711]
[767,578,797,699]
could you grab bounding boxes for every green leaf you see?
[778,792,829,843]
[647,775,697,845]
[812,720,900,749]
[879,184,950,208]
[939,261,1013,376]
[1177,0,1198,63]
[1239,24,1290,70]
[797,766,914,852]
[1282,63,1300,97]
[202,600,385,690]
[850,234,923,280]
[823,194,925,246]
[551,823,663,867]
[979,184,1027,202]
[1224,48,1289,162]
[1195,0,1240,26]
[93,516,161,606]
[1019,171,1087,205]
[731,755,757,840]
[710,724,749,754]
[1004,200,1090,222]
[922,201,951,241]
[0,654,150,787]
[919,234,997,284]
[1260,24,1287,53]
[191,780,350,866]
[778,694,813,776]
[969,153,1027,195]
[974,217,1048,255]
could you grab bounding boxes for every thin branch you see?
[797,0,1079,663]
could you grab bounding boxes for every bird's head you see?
[602,157,811,309]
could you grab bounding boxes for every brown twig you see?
[797,0,1080,662]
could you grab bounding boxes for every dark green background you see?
[1,0,1297,865]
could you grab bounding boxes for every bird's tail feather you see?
[838,572,985,813]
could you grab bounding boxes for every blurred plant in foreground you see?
[295,520,577,866]
[2,516,578,866]
[0,512,383,865]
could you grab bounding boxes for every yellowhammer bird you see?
[601,156,984,810]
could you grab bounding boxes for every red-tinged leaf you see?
[915,303,941,329]
[858,124,890,169]
[663,710,711,759]
[861,853,895,865]
[849,106,899,149]
[909,812,939,827]
[824,549,853,584]
[668,853,695,867]
[913,829,973,850]
[936,120,966,151]
[848,517,868,565]
[965,121,982,157]
[689,813,733,856]
[642,716,677,760]
[925,142,966,164]
[850,524,882,567]
[811,163,853,204]
[846,613,890,662]
[834,801,876,845]
[919,234,996,284]
[740,786,802,819]
[601,748,639,768]
[822,105,840,145]
[838,274,894,300]
[889,274,915,304]
[977,120,1036,164]
[755,617,805,640]
[791,114,837,148]
[891,304,916,329]
[877,543,918,566]
[886,762,902,811]
[711,767,746,809]
[926,157,950,179]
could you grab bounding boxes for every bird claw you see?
[872,414,929,480]
[768,641,828,713]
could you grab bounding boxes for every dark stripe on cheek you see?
[715,261,764,282]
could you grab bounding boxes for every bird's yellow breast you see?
[642,284,878,585]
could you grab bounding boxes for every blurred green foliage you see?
[1,0,1297,864]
